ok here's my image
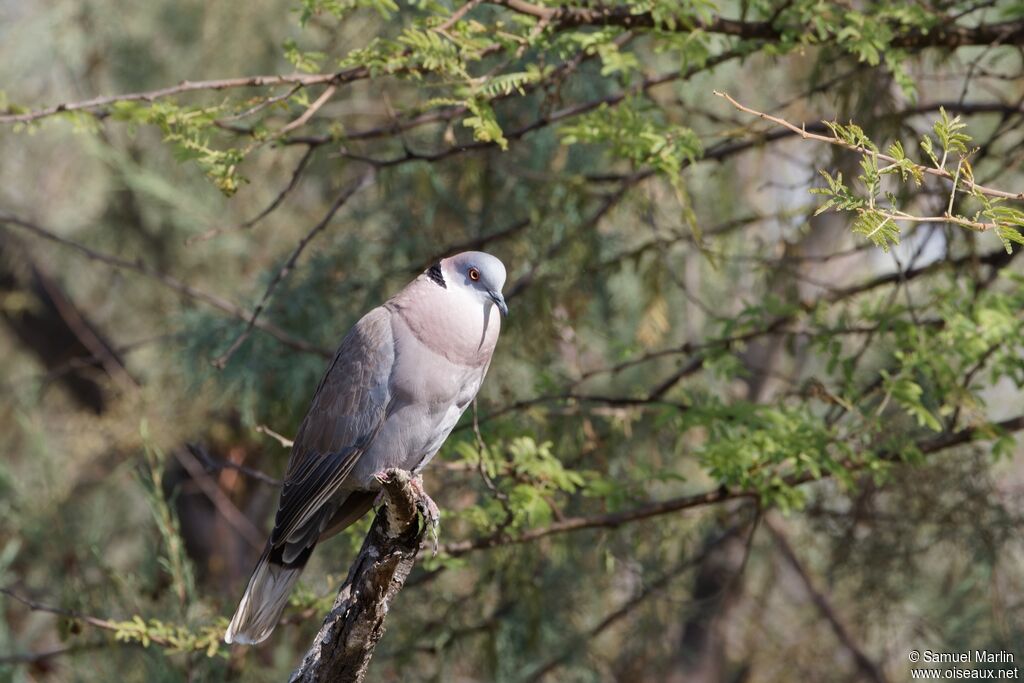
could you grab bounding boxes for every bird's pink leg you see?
[409,474,440,528]
[410,474,440,555]
[372,470,390,508]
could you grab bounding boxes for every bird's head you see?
[435,251,508,317]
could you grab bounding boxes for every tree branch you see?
[715,91,1024,201]
[491,0,1024,51]
[523,531,739,683]
[186,443,281,486]
[0,641,109,666]
[767,519,888,683]
[211,170,375,368]
[0,212,331,358]
[170,447,266,550]
[439,414,1024,557]
[290,469,427,683]
[0,586,207,655]
[0,71,362,125]
[186,145,317,245]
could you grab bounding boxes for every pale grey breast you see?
[344,277,500,487]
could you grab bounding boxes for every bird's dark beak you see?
[488,290,509,317]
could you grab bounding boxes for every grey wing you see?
[269,306,395,552]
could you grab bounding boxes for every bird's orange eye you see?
[469,268,480,281]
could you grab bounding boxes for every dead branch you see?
[290,469,426,683]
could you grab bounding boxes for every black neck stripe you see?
[427,262,446,288]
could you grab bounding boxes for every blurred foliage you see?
[2,0,1024,681]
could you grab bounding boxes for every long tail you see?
[224,544,313,645]
[224,491,376,645]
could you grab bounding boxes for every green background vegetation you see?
[2,0,1024,680]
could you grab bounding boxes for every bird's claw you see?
[410,474,440,556]
[370,471,439,553]
[371,471,390,510]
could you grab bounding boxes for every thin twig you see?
[0,641,109,665]
[32,269,138,391]
[439,414,1024,557]
[273,85,338,139]
[215,83,303,124]
[419,218,531,270]
[0,587,177,647]
[0,211,330,357]
[187,145,317,245]
[471,400,515,530]
[434,0,484,32]
[171,448,266,550]
[524,557,706,682]
[211,170,375,368]
[766,519,889,683]
[714,90,1024,201]
[474,245,1015,429]
[255,424,295,449]
[3,332,171,394]
[0,71,361,124]
[187,443,281,486]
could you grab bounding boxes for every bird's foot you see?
[370,470,440,553]
[372,471,391,510]
[410,474,440,556]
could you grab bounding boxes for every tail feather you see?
[224,546,311,645]
[225,491,376,645]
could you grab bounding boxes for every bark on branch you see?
[290,469,426,683]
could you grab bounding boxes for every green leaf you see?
[920,134,939,167]
[996,225,1024,254]
[462,98,507,150]
[283,38,326,73]
[475,70,542,98]
[810,169,863,214]
[824,120,877,152]
[884,373,942,431]
[559,100,701,178]
[852,210,900,251]
[933,107,970,155]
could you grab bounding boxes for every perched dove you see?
[224,251,508,645]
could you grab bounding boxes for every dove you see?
[224,251,508,645]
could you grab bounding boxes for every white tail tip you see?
[224,556,303,646]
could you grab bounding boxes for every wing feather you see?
[269,306,394,549]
